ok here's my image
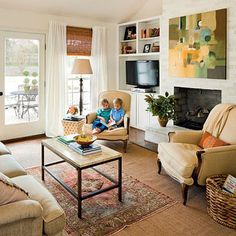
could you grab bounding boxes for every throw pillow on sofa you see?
[0,172,29,206]
[199,131,229,149]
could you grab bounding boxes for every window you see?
[66,26,92,115]
[66,56,91,114]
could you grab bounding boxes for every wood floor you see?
[5,129,236,236]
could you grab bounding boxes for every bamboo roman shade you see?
[66,26,92,56]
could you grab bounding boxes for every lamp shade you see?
[71,59,93,75]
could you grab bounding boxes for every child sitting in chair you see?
[108,98,125,129]
[92,98,111,134]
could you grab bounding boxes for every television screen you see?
[126,60,159,87]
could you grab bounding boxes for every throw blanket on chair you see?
[203,103,236,138]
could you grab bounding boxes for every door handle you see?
[0,92,3,96]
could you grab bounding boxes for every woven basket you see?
[206,175,236,229]
[62,119,84,136]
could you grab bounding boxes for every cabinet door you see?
[136,93,149,130]
[130,93,137,128]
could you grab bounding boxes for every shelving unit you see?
[117,16,162,130]
[117,16,161,91]
[118,16,160,57]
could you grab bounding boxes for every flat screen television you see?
[126,60,159,88]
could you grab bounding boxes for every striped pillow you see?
[199,131,229,149]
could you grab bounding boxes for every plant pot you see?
[158,117,168,127]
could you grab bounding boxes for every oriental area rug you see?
[27,163,176,236]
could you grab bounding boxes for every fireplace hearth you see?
[174,87,222,130]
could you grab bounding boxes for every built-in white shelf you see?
[117,15,161,91]
[119,52,160,57]
[120,39,136,43]
[139,36,160,41]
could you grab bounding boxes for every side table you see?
[62,119,85,135]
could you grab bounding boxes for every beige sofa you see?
[0,143,65,236]
[158,104,236,204]
[86,90,131,152]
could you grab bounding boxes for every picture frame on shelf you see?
[124,26,136,40]
[143,44,151,53]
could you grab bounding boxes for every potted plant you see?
[145,92,176,127]
[23,70,30,93]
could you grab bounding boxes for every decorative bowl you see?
[73,135,97,148]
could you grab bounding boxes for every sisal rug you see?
[27,163,176,236]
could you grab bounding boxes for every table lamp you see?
[71,59,93,115]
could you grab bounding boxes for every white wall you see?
[128,0,162,21]
[161,0,236,103]
[0,8,117,89]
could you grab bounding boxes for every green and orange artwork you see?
[169,8,227,79]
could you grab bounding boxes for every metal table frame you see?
[41,143,122,218]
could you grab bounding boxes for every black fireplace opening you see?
[174,87,222,130]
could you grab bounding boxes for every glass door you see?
[0,31,45,140]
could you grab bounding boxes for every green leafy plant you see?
[145,92,176,120]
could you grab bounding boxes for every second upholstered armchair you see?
[86,90,131,152]
[157,104,236,205]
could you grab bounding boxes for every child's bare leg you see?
[93,128,101,134]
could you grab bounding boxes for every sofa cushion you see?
[199,131,229,149]
[0,172,28,206]
[0,142,11,155]
[158,143,202,178]
[0,154,27,178]
[12,175,65,235]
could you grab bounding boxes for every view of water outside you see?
[4,38,39,124]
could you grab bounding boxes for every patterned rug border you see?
[26,164,177,235]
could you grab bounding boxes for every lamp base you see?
[79,77,83,116]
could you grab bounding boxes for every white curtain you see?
[90,26,108,110]
[45,21,67,137]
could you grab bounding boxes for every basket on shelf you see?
[62,119,85,136]
[206,175,236,229]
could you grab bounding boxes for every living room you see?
[0,0,236,235]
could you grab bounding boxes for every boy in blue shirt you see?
[109,98,125,129]
[92,98,111,134]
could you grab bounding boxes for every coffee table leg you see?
[77,168,82,218]
[41,144,45,181]
[118,157,122,202]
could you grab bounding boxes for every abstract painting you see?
[169,9,227,79]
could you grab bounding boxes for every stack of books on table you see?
[68,142,102,156]
[57,134,78,145]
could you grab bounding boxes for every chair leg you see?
[157,158,162,174]
[123,140,128,153]
[181,184,189,205]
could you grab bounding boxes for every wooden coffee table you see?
[41,138,122,218]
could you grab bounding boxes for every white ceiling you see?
[0,0,150,23]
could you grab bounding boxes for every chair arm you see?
[86,112,97,124]
[196,145,236,185]
[169,130,203,144]
[0,200,42,226]
[124,113,130,134]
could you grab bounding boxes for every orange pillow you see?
[199,131,229,149]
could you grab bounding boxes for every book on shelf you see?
[68,142,102,155]
[57,134,78,145]
[223,174,236,196]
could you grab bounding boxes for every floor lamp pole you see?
[79,77,83,115]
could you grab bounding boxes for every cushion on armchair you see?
[199,131,229,149]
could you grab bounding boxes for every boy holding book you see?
[108,98,125,129]
[92,98,111,134]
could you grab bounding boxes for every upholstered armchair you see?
[86,90,131,152]
[157,104,236,204]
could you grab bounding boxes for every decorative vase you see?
[158,117,168,127]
